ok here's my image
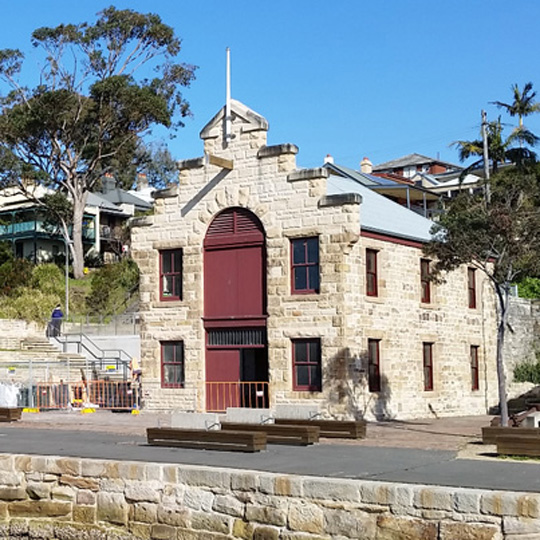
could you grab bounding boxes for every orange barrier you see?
[33,380,140,411]
[206,381,269,413]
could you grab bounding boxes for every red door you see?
[203,208,267,411]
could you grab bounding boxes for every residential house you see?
[131,99,498,421]
[373,153,462,180]
[0,179,151,264]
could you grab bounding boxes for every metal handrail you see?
[52,332,131,378]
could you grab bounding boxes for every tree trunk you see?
[495,283,510,427]
[71,193,87,279]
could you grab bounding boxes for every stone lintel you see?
[319,193,362,207]
[287,168,329,183]
[153,185,179,199]
[178,157,205,170]
[257,144,299,159]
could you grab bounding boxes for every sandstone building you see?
[131,100,499,420]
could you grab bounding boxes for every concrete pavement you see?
[1,411,540,493]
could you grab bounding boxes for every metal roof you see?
[326,174,434,243]
[373,153,462,172]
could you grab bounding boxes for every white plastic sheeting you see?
[0,383,19,407]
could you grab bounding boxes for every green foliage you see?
[0,288,59,322]
[0,258,33,296]
[87,259,139,316]
[0,241,13,266]
[425,166,540,285]
[0,7,196,278]
[514,356,540,385]
[30,263,64,298]
[516,277,540,299]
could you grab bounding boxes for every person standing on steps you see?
[50,304,64,337]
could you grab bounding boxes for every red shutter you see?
[205,208,263,248]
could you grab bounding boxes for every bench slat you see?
[496,435,540,457]
[220,422,319,446]
[482,426,540,445]
[275,418,366,439]
[146,427,267,453]
[0,408,22,422]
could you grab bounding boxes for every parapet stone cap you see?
[319,193,362,207]
[288,167,329,183]
[153,185,179,199]
[257,144,299,159]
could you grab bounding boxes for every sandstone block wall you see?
[0,453,538,539]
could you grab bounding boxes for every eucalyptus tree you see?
[0,7,196,277]
[425,165,540,427]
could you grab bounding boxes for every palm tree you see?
[452,117,508,174]
[492,82,540,128]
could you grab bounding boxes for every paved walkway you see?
[9,410,491,451]
[2,411,540,493]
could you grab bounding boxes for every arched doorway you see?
[203,207,268,411]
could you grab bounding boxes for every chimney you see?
[324,154,334,164]
[137,173,149,192]
[102,173,116,194]
[360,157,373,174]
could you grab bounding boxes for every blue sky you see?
[3,1,540,170]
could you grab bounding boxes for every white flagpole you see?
[225,47,231,146]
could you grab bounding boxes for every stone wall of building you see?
[505,297,540,378]
[0,453,537,539]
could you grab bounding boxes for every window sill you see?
[152,301,184,309]
[419,302,439,310]
[365,295,385,304]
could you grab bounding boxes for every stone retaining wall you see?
[0,454,538,539]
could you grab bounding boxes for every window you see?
[161,341,185,388]
[468,268,476,309]
[368,339,381,392]
[291,237,319,293]
[420,259,431,303]
[366,249,378,297]
[471,345,479,391]
[160,249,182,301]
[292,339,321,391]
[423,342,434,391]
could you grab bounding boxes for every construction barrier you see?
[206,381,269,413]
[24,380,141,411]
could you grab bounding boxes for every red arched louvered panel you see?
[204,207,264,247]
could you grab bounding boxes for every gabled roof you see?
[86,192,129,215]
[326,174,434,243]
[200,98,269,140]
[99,188,152,211]
[324,162,379,186]
[373,153,462,172]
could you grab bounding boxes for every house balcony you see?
[0,220,96,242]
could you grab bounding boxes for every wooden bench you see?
[147,427,267,453]
[496,435,540,457]
[0,408,22,422]
[482,426,540,445]
[221,422,319,446]
[275,418,366,439]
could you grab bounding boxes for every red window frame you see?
[292,339,321,391]
[366,249,378,297]
[468,268,476,309]
[471,345,479,391]
[291,237,320,294]
[420,259,431,303]
[161,341,184,388]
[159,249,183,301]
[423,342,434,391]
[368,339,381,392]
